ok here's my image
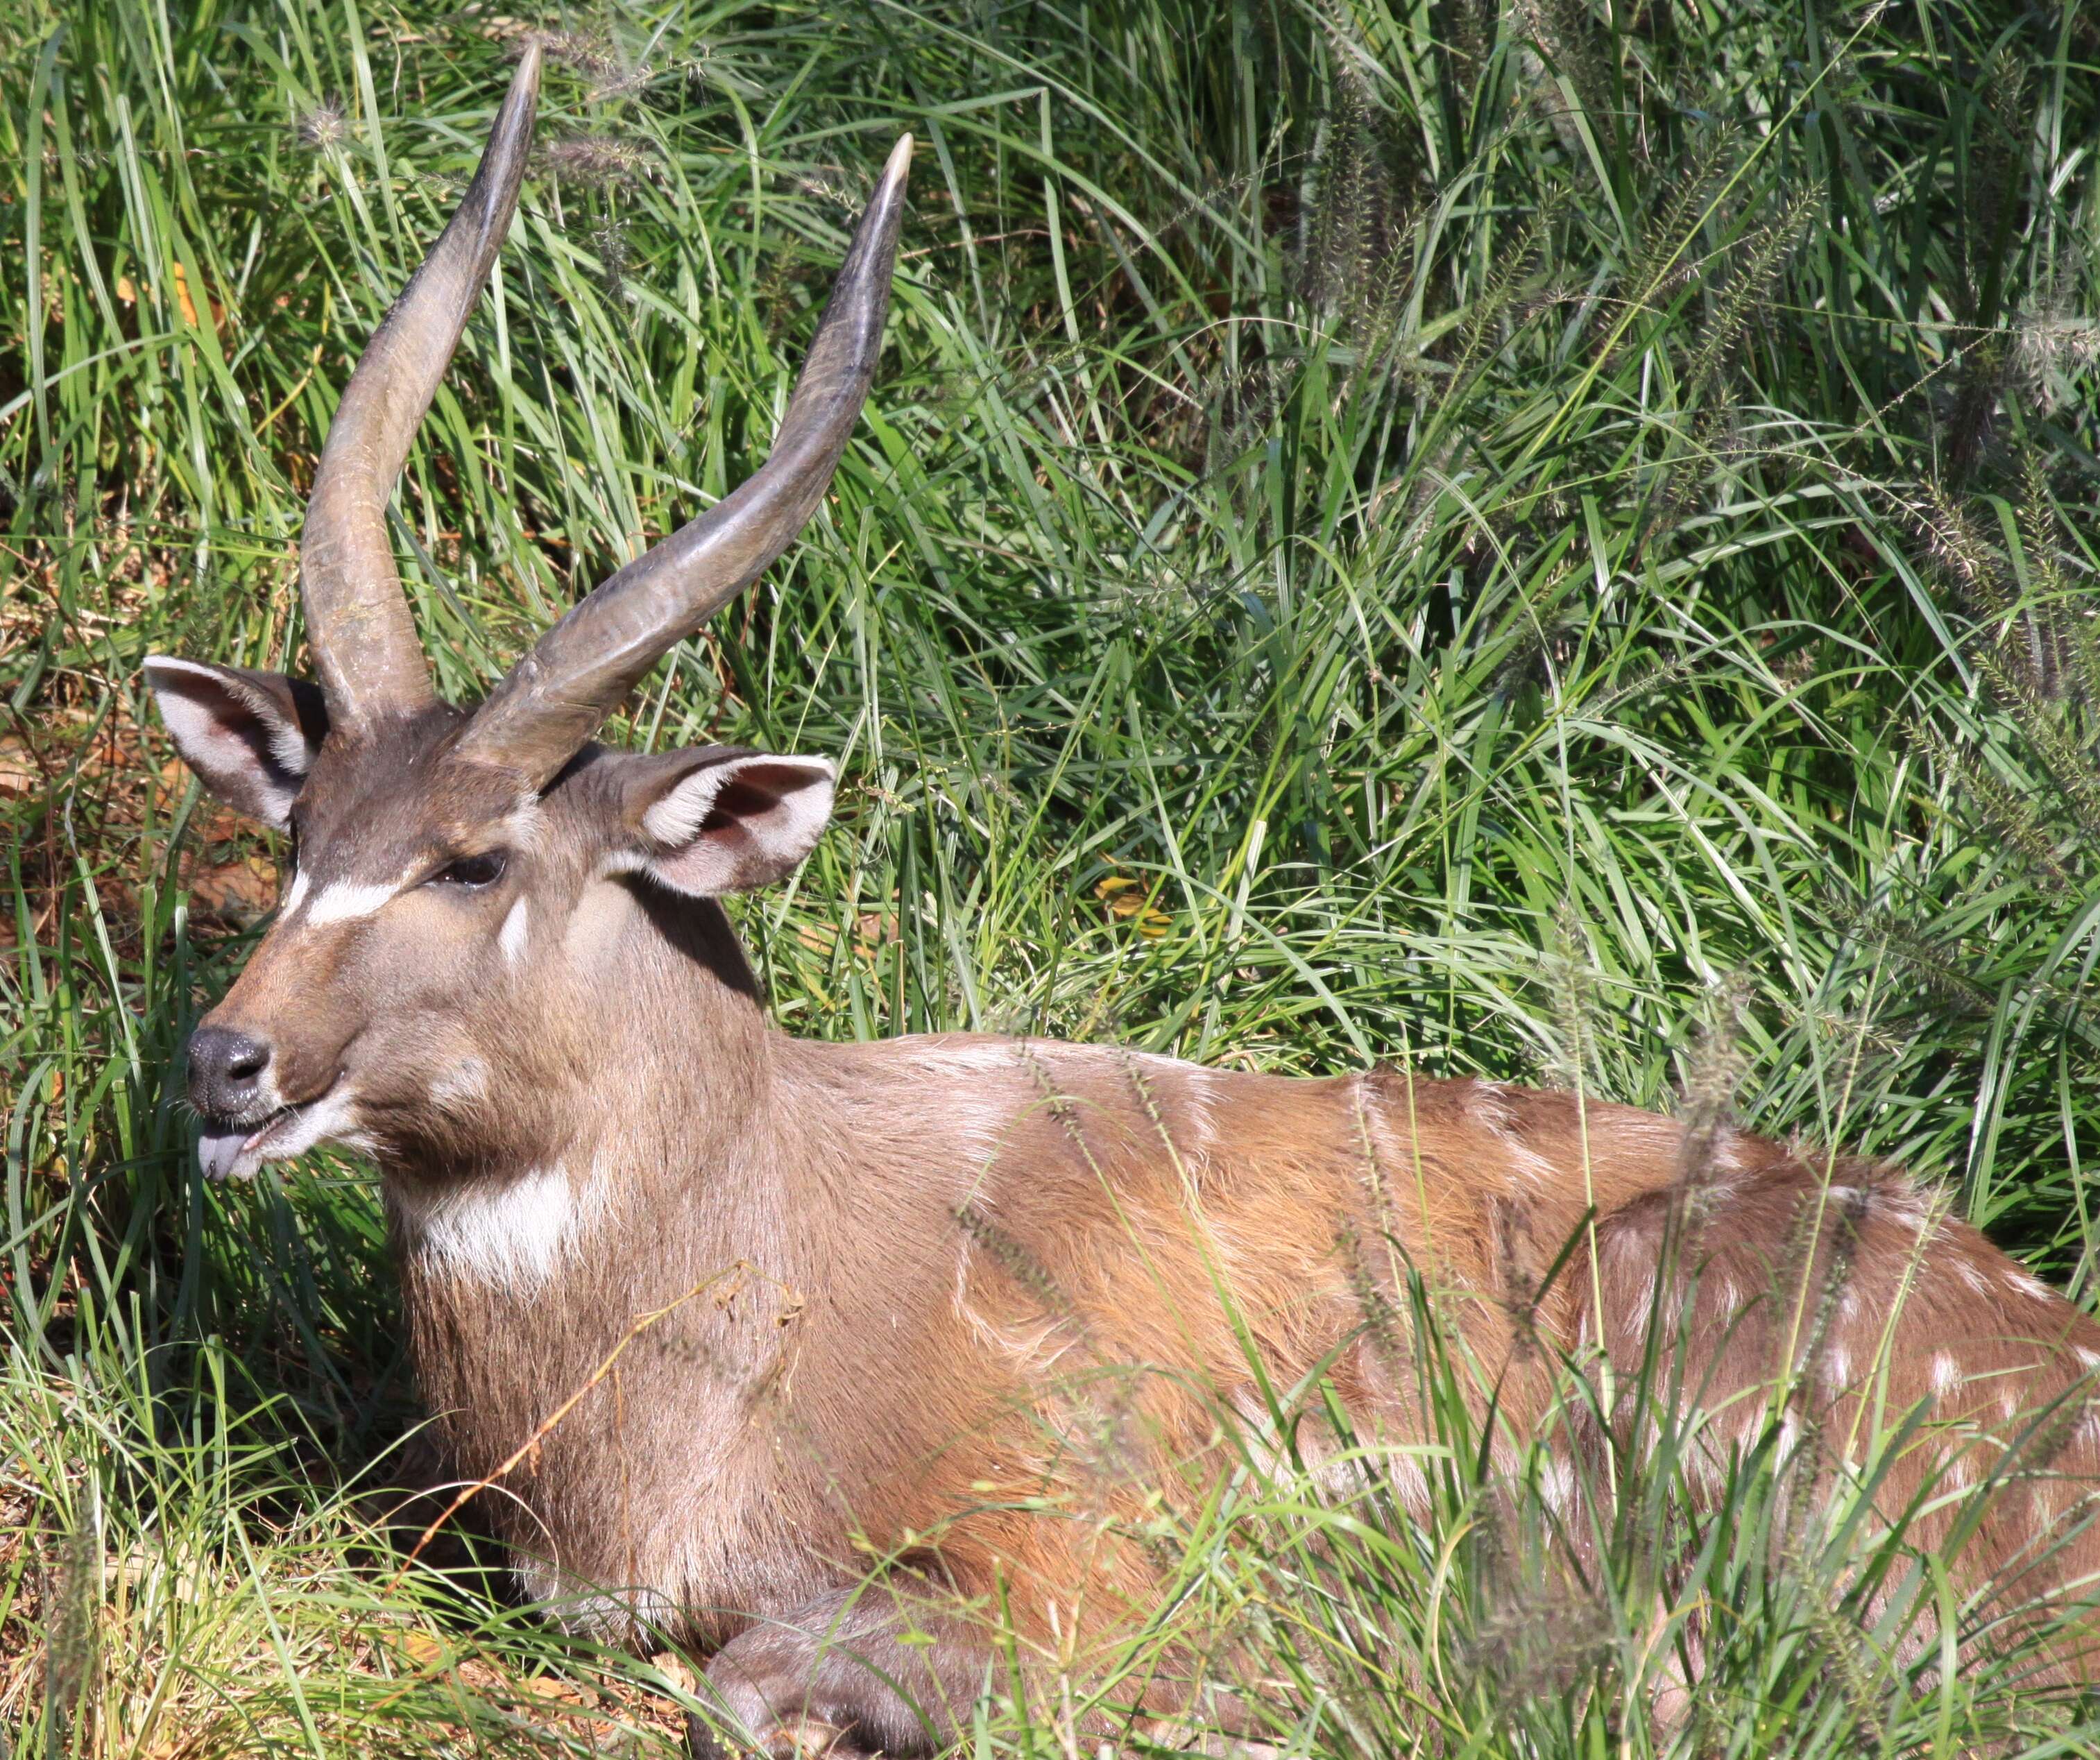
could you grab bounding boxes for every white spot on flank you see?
[499,898,530,964]
[1502,1138,1558,1191]
[1954,1257,1990,1296]
[1168,1057,1222,1156]
[1127,1050,1218,1159]
[1931,1353,1963,1397]
[394,1164,604,1292]
[1470,1086,1555,1190]
[2076,1348,2100,1373]
[1825,1347,1852,1388]
[950,1242,1081,1376]
[2007,1268,2054,1302]
[305,879,401,925]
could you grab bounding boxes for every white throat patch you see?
[393,1164,604,1292]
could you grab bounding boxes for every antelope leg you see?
[688,1584,991,1759]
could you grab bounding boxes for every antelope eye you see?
[431,851,508,890]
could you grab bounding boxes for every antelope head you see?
[151,46,910,1184]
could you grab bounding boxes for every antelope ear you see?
[144,656,329,829]
[616,747,836,896]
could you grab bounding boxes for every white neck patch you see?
[393,1164,604,1292]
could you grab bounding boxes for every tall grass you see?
[3,0,2098,1751]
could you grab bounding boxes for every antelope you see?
[153,46,2100,1754]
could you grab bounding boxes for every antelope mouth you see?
[196,1080,349,1183]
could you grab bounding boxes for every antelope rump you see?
[150,43,2100,1756]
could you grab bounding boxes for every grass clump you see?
[4,0,2100,1751]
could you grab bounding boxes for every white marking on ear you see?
[307,880,402,925]
[148,655,316,778]
[640,754,835,896]
[281,869,312,916]
[498,898,530,964]
[393,1164,606,1292]
[641,767,731,846]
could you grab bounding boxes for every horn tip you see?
[882,133,914,187]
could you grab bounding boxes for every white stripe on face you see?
[498,897,530,964]
[304,880,403,925]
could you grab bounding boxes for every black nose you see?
[188,1025,273,1118]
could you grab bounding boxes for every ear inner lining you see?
[145,657,327,826]
[632,754,835,897]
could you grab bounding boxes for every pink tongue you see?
[198,1126,253,1182]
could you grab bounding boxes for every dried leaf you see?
[0,737,38,798]
[1094,875,1174,939]
[397,1628,447,1668]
